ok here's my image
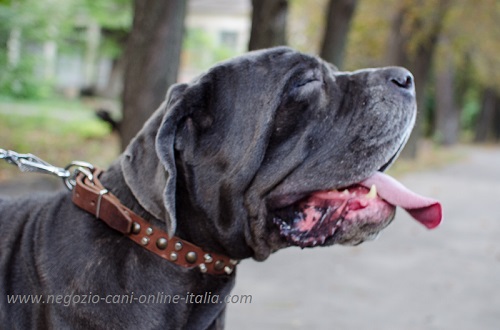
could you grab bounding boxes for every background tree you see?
[248,0,288,50]
[474,88,500,143]
[434,36,460,145]
[386,0,451,158]
[3,0,500,154]
[120,0,186,150]
[82,0,132,98]
[319,0,358,69]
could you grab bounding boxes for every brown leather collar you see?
[71,169,237,275]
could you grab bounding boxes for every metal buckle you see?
[95,189,109,219]
[64,162,95,190]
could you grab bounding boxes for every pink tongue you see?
[360,172,442,229]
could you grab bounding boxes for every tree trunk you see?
[495,99,500,141]
[474,88,500,143]
[120,0,187,150]
[434,37,459,146]
[386,0,450,158]
[99,28,129,98]
[102,55,125,99]
[319,0,358,69]
[248,0,288,50]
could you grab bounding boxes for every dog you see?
[0,47,441,329]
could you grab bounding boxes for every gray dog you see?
[0,47,441,329]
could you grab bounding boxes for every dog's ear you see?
[122,83,187,237]
[153,82,197,237]
[155,53,296,244]
[154,77,215,237]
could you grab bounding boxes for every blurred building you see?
[181,0,251,82]
[64,0,251,95]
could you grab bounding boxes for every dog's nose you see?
[387,67,414,90]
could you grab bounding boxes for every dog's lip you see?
[271,185,394,247]
[267,180,372,211]
[378,139,406,172]
[266,172,381,211]
[267,192,311,211]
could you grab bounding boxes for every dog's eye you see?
[290,78,323,101]
[295,78,320,88]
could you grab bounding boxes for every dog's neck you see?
[98,160,254,261]
[98,161,160,226]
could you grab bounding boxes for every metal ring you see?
[64,166,95,191]
[65,161,95,172]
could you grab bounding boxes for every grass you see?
[0,97,120,182]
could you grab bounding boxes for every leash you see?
[0,148,94,190]
[0,149,238,275]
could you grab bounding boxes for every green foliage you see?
[183,28,239,71]
[0,55,54,99]
[3,0,75,42]
[0,0,133,99]
[0,0,73,99]
[461,88,481,133]
[80,0,132,59]
[82,0,132,29]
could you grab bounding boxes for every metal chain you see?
[0,148,95,190]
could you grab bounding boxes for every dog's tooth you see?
[342,189,349,195]
[366,184,377,199]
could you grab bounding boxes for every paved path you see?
[1,146,499,329]
[226,146,500,330]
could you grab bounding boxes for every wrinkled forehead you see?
[215,47,329,83]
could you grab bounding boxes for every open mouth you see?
[271,172,442,248]
[273,184,394,247]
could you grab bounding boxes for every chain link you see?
[0,148,95,190]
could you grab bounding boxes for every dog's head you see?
[122,47,441,260]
